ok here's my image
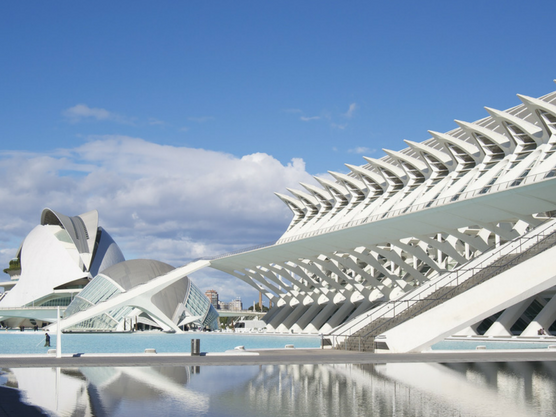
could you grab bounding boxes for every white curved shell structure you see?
[0,209,125,313]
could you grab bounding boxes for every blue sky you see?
[1,1,556,305]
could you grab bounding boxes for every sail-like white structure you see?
[0,209,124,320]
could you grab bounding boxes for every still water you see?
[0,331,321,354]
[2,361,555,417]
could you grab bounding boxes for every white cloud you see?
[348,146,375,154]
[343,103,358,118]
[148,118,166,126]
[300,116,321,122]
[331,123,347,130]
[0,136,316,303]
[62,104,132,124]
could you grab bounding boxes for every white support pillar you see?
[522,294,556,336]
[296,299,327,330]
[56,306,61,359]
[484,297,533,337]
[326,300,355,329]
[269,301,297,331]
[307,300,340,332]
[285,301,312,331]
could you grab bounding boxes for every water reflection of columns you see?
[537,362,556,414]
[505,362,533,404]
[236,364,418,417]
[372,362,538,417]
[471,362,500,388]
[446,361,549,410]
[55,366,60,414]
[244,364,343,416]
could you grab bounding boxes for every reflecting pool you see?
[0,331,320,354]
[2,361,555,417]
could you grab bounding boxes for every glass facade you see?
[185,284,209,318]
[63,268,219,331]
[37,296,74,307]
[203,305,219,329]
[64,274,130,330]
[184,283,219,329]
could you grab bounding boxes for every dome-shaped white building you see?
[64,259,218,331]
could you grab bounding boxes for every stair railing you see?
[330,218,556,349]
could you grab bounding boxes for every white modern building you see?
[0,208,124,328]
[206,81,556,351]
[0,208,218,331]
[63,259,218,332]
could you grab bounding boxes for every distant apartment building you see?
[205,289,219,309]
[229,297,243,311]
[218,297,243,311]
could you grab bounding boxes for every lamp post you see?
[56,306,62,358]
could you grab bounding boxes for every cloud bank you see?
[0,136,315,301]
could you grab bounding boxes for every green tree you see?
[247,303,268,312]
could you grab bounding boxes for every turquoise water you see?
[432,339,556,350]
[1,332,550,355]
[0,331,321,354]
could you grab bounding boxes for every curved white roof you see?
[0,209,125,310]
[40,208,99,270]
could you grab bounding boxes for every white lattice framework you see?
[211,83,556,334]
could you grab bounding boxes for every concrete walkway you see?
[0,348,555,368]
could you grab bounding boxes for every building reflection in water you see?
[1,361,555,416]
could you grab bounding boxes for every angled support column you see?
[306,296,342,332]
[395,240,444,276]
[295,295,329,331]
[484,298,534,337]
[372,246,428,284]
[522,293,556,336]
[325,299,355,329]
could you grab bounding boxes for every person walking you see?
[44,333,50,347]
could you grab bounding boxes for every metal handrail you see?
[362,242,549,339]
[330,218,556,340]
